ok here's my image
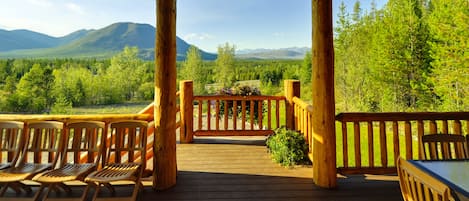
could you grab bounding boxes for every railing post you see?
[180,80,194,143]
[284,80,300,130]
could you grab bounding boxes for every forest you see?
[0,0,467,114]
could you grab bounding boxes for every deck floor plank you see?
[141,137,403,201]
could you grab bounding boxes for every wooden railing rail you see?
[292,97,313,161]
[335,112,469,174]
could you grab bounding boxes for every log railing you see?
[292,97,313,161]
[335,112,469,174]
[192,95,285,136]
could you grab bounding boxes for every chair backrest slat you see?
[422,134,468,160]
[19,121,64,167]
[0,121,25,168]
[61,121,106,167]
[106,120,147,170]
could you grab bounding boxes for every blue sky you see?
[0,0,386,52]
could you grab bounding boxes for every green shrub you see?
[266,127,310,167]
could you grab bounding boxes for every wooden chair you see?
[0,121,64,198]
[83,120,148,201]
[32,121,106,201]
[397,157,455,201]
[0,121,25,170]
[421,134,468,160]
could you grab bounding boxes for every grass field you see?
[70,102,151,114]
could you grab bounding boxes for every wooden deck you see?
[2,136,403,200]
[141,137,403,201]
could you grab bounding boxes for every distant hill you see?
[0,22,216,60]
[236,47,310,60]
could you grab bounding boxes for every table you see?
[409,160,468,201]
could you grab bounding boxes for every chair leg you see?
[130,181,142,201]
[32,184,46,201]
[80,183,94,201]
[103,183,115,196]
[0,183,9,196]
[56,183,72,195]
[92,184,101,201]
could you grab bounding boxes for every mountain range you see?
[0,22,216,60]
[0,22,309,60]
[235,47,309,60]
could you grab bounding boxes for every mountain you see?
[0,29,57,51]
[236,47,310,60]
[0,22,216,60]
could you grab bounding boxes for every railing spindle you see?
[342,122,348,168]
[453,120,461,134]
[233,100,237,130]
[442,120,448,134]
[379,121,388,167]
[198,101,203,130]
[258,100,263,129]
[207,100,211,130]
[392,121,399,164]
[354,122,361,168]
[267,100,272,130]
[250,100,254,130]
[405,121,412,159]
[430,120,437,134]
[417,120,424,159]
[215,100,220,131]
[367,121,374,167]
[276,100,280,128]
[241,100,246,130]
[224,100,229,130]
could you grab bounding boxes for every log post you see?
[180,80,194,143]
[153,0,177,190]
[312,0,337,188]
[284,80,300,130]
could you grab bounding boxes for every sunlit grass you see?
[70,102,151,114]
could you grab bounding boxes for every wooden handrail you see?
[194,95,285,101]
[336,112,469,122]
[0,114,152,122]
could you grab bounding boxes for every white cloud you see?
[183,33,215,41]
[66,3,85,15]
[27,0,53,7]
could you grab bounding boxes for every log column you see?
[154,0,177,190]
[180,80,194,143]
[312,0,337,188]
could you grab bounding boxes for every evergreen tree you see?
[428,0,469,111]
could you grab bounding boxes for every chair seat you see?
[0,162,12,170]
[85,163,141,183]
[0,163,52,182]
[33,163,96,183]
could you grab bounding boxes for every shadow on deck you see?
[141,137,403,201]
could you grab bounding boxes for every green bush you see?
[266,127,310,167]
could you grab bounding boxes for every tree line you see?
[0,47,154,113]
[333,0,468,112]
